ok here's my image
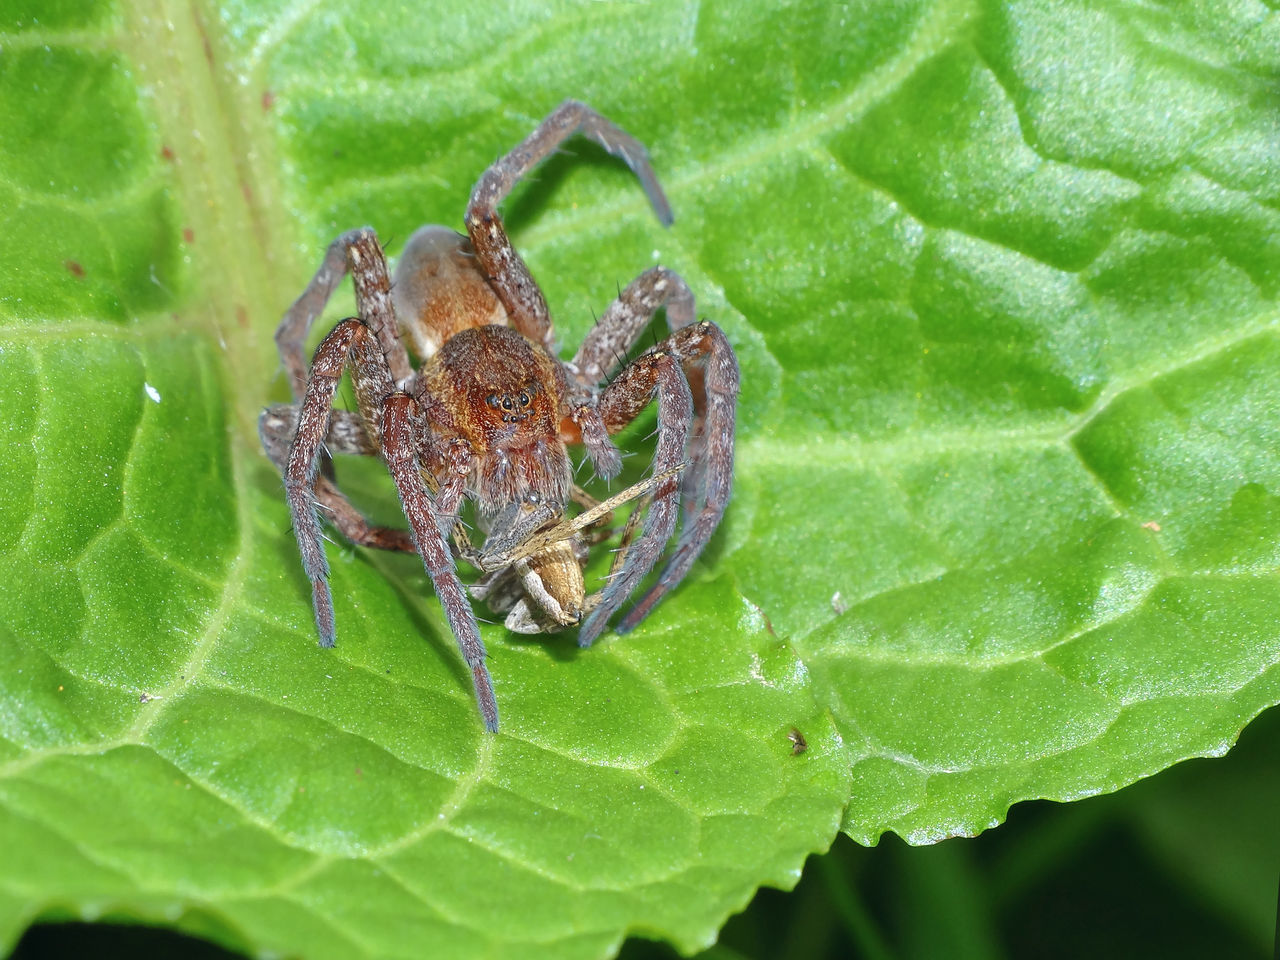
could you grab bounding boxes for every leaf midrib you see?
[115,0,302,432]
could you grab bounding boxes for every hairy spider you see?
[260,101,739,731]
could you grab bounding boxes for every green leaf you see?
[2,0,1279,957]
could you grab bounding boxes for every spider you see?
[260,101,739,732]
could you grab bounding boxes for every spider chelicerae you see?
[260,100,739,731]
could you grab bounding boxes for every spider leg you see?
[577,349,692,647]
[477,464,684,570]
[569,268,695,480]
[572,267,695,384]
[282,319,379,647]
[617,321,738,633]
[465,100,673,351]
[261,404,415,553]
[263,405,376,459]
[382,396,498,732]
[603,489,650,592]
[275,228,413,397]
[568,266,738,638]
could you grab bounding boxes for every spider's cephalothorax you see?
[421,324,572,513]
[260,101,739,731]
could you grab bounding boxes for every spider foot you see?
[472,664,499,733]
[312,579,336,648]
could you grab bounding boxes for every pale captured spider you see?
[260,101,739,731]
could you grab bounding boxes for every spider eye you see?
[502,397,514,410]
[486,394,499,408]
[518,392,530,407]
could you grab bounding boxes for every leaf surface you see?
[2,0,1279,956]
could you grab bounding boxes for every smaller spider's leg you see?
[571,485,617,547]
[477,497,562,570]
[275,228,412,397]
[479,464,684,569]
[466,100,673,350]
[424,440,476,537]
[382,395,498,732]
[430,437,475,552]
[409,452,481,568]
[618,321,739,633]
[282,320,370,647]
[603,489,650,585]
[261,405,416,553]
[577,352,692,648]
[311,476,418,554]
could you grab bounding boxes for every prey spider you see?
[260,101,739,731]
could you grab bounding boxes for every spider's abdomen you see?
[392,226,509,361]
[419,325,571,512]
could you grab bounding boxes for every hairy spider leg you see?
[568,267,696,481]
[572,267,695,384]
[284,319,499,730]
[617,321,738,633]
[573,268,708,520]
[576,322,738,644]
[565,267,739,644]
[577,346,692,647]
[283,319,382,647]
[266,228,423,554]
[382,397,497,731]
[261,405,415,553]
[465,99,674,354]
[275,228,412,396]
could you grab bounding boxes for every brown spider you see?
[259,101,739,731]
